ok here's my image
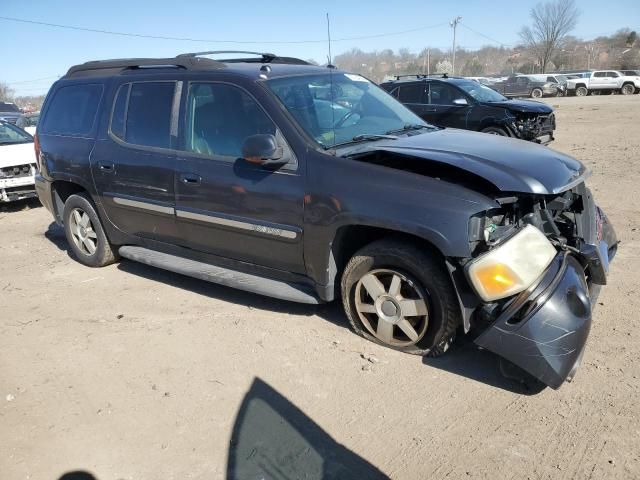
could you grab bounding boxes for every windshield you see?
[266,73,428,148]
[0,122,33,145]
[456,80,507,102]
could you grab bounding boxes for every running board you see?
[118,245,320,304]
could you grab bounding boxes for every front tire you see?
[481,126,509,137]
[575,86,588,97]
[341,239,460,357]
[63,193,118,267]
[531,88,543,99]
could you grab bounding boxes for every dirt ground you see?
[1,94,639,480]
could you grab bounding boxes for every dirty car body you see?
[35,57,616,389]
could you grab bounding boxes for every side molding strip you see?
[176,209,298,240]
[112,196,175,215]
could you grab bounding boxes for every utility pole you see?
[450,16,462,75]
[427,48,430,75]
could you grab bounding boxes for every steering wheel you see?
[334,110,359,128]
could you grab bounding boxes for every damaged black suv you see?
[381,75,556,144]
[35,52,616,389]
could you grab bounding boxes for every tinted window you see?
[398,84,424,103]
[110,84,129,140]
[429,83,460,105]
[594,72,606,78]
[607,71,619,77]
[41,84,102,136]
[186,83,276,158]
[125,82,175,148]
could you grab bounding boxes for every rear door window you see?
[41,84,103,136]
[397,84,425,104]
[124,82,175,149]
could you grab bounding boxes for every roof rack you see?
[393,73,451,80]
[177,51,311,65]
[65,56,225,77]
[66,51,312,77]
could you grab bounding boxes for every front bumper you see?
[474,210,617,389]
[0,174,37,202]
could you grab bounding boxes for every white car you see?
[0,121,37,203]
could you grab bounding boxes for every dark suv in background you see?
[381,75,556,144]
[34,52,616,389]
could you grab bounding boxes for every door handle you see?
[180,173,201,185]
[98,162,115,172]
[424,108,437,112]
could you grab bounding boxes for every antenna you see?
[326,13,333,67]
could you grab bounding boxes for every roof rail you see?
[393,73,458,81]
[177,50,311,65]
[65,56,225,77]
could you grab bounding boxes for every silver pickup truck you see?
[566,70,640,96]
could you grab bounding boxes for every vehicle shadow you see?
[227,377,388,479]
[423,335,547,395]
[0,197,41,213]
[56,378,388,480]
[42,221,545,394]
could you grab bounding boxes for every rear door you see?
[90,80,180,243]
[173,80,305,273]
[394,83,428,118]
[424,81,471,128]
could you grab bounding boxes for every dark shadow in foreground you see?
[0,197,41,213]
[423,334,546,395]
[58,471,96,480]
[228,378,388,480]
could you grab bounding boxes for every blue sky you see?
[2,0,639,96]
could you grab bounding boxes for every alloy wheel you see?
[354,269,429,347]
[69,207,98,256]
[622,84,634,95]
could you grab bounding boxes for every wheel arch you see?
[50,179,91,225]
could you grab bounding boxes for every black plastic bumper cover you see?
[474,253,593,389]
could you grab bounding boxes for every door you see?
[395,83,429,118]
[174,81,305,273]
[423,82,471,128]
[591,72,608,89]
[606,71,621,88]
[90,81,180,243]
[502,77,519,96]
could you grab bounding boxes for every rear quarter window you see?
[40,84,103,136]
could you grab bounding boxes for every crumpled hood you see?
[479,99,554,113]
[0,142,35,169]
[349,128,587,195]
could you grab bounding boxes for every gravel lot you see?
[1,94,639,480]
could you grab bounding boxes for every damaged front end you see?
[511,112,555,144]
[465,182,617,388]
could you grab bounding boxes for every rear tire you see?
[481,126,509,136]
[63,193,119,267]
[621,83,635,95]
[341,239,460,357]
[575,86,588,97]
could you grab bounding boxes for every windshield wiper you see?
[328,133,398,149]
[352,133,398,141]
[385,123,432,134]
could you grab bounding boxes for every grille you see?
[0,164,34,178]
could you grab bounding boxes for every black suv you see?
[35,52,617,389]
[381,75,556,144]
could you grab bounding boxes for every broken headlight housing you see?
[466,225,557,302]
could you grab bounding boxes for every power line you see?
[0,15,447,44]
[461,24,512,47]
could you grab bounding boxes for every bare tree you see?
[519,0,580,73]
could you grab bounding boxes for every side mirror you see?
[241,134,287,169]
[453,98,468,106]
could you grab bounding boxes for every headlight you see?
[467,225,557,302]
